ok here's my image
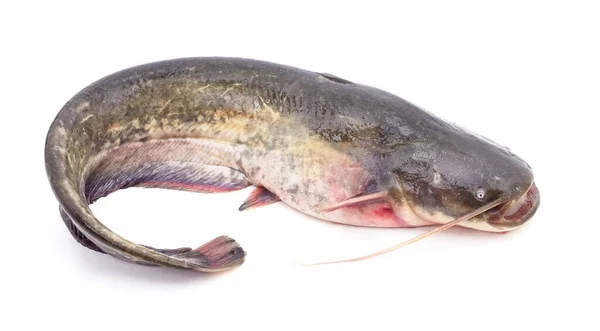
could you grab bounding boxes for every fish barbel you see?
[45,57,540,272]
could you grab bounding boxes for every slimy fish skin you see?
[45,58,540,272]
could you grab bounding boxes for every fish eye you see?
[475,188,486,200]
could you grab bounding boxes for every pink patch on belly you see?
[372,205,395,219]
[334,201,411,228]
[369,204,412,227]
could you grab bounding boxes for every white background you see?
[2,1,599,330]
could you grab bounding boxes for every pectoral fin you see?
[238,187,281,211]
[318,191,389,212]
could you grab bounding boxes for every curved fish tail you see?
[57,183,246,271]
[54,180,246,271]
[46,123,246,273]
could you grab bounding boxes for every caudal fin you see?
[59,200,247,271]
[143,236,246,271]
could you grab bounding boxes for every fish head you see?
[387,127,540,232]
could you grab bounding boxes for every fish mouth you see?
[488,182,540,229]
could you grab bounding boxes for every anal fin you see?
[238,187,281,211]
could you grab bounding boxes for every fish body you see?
[45,58,539,271]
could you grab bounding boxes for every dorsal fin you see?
[317,72,353,84]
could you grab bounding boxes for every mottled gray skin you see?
[45,57,537,272]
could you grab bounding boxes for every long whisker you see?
[303,196,509,266]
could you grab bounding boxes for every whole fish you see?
[45,57,540,272]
